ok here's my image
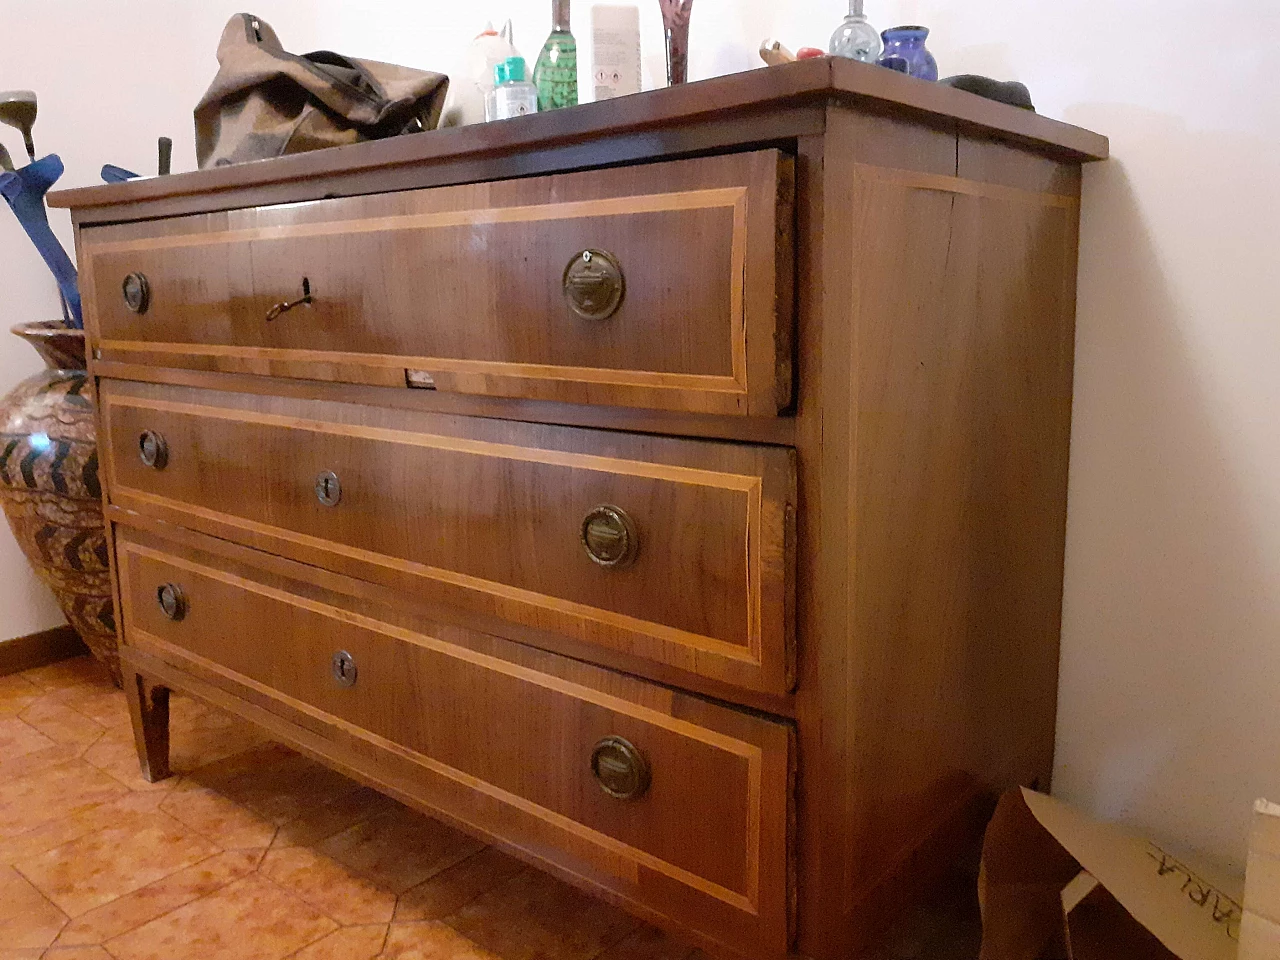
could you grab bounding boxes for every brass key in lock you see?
[266,278,312,321]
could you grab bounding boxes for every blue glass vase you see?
[878,26,938,82]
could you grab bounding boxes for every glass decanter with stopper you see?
[534,0,578,111]
[829,0,882,63]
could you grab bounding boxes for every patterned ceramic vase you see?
[0,321,118,684]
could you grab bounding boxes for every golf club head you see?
[0,141,12,172]
[0,90,37,161]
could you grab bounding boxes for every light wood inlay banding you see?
[84,188,750,254]
[101,382,795,695]
[84,152,792,417]
[117,535,782,916]
[98,343,748,394]
[65,78,1105,958]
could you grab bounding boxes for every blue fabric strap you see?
[0,154,82,328]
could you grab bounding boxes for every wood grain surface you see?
[787,109,1081,956]
[88,361,801,446]
[116,526,794,957]
[59,70,1104,959]
[49,58,1106,223]
[82,151,792,417]
[100,380,796,696]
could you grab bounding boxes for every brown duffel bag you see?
[194,13,449,168]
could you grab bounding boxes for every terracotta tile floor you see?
[0,655,983,960]
[0,657,707,960]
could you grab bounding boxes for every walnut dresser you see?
[51,58,1107,960]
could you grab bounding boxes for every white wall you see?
[3,0,1276,872]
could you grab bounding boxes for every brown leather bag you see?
[194,13,449,168]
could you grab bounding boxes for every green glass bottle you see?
[533,0,578,111]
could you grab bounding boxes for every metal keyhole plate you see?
[315,470,341,507]
[331,650,357,688]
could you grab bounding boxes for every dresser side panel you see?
[794,105,1081,957]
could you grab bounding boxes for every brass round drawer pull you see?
[156,583,187,621]
[122,272,151,314]
[590,736,650,800]
[580,505,638,568]
[563,248,625,321]
[315,470,342,507]
[138,430,168,470]
[331,650,357,688]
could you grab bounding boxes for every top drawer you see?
[82,151,794,417]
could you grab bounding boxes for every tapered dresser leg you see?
[125,672,172,782]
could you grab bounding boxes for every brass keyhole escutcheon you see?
[331,650,357,688]
[138,430,168,470]
[157,583,187,622]
[315,470,342,507]
[580,505,638,568]
[590,736,650,800]
[563,249,625,321]
[122,272,150,314]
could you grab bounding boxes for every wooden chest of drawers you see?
[53,58,1106,959]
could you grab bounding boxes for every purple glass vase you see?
[878,25,938,82]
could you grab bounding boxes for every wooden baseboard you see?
[0,625,90,677]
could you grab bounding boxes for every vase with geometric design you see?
[0,321,118,684]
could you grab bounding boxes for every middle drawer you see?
[101,381,796,696]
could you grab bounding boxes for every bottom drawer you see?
[115,527,793,956]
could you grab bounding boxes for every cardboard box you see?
[1241,800,1280,960]
[980,789,1245,960]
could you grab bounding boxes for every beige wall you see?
[2,0,1275,872]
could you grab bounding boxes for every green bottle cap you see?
[495,56,527,85]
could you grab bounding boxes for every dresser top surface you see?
[51,57,1107,216]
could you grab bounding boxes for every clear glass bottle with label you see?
[486,57,539,121]
[534,0,578,111]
